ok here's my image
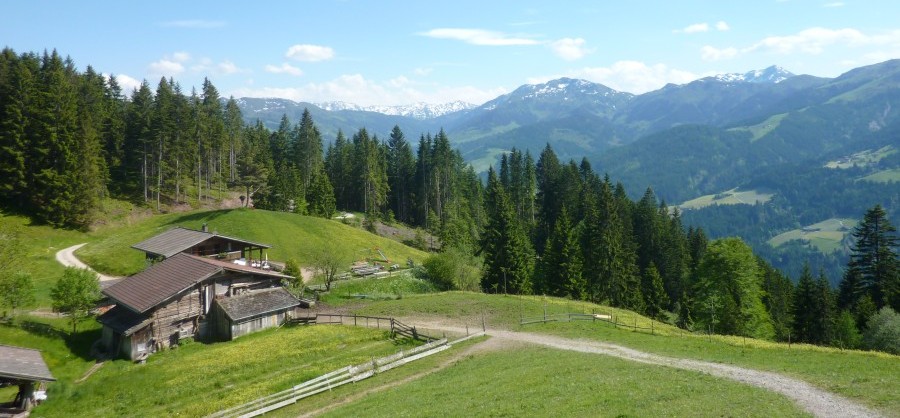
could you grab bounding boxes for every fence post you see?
[482,312,486,332]
[354,315,357,326]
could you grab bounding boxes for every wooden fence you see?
[207,338,452,418]
[288,313,438,343]
[520,312,659,335]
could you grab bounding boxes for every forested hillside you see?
[1,47,897,351]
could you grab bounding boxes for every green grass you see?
[825,146,896,169]
[859,168,900,183]
[77,208,428,276]
[468,147,509,173]
[0,213,92,307]
[729,113,788,142]
[319,345,808,417]
[32,325,416,417]
[318,270,438,305]
[768,218,857,252]
[346,291,900,415]
[679,187,774,210]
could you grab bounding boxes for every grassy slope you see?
[768,218,857,252]
[679,187,774,210]
[350,292,900,415]
[31,326,413,417]
[860,168,900,183]
[321,346,808,418]
[0,214,93,306]
[78,208,427,276]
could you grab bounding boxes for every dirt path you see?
[55,243,122,282]
[406,321,882,418]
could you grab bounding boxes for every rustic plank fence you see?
[207,338,452,418]
[521,312,659,335]
[287,313,439,343]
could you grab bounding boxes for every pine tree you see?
[386,125,415,223]
[481,168,534,294]
[840,205,899,313]
[540,206,584,298]
[642,262,669,320]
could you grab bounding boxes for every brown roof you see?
[131,227,271,258]
[0,345,55,382]
[97,306,152,336]
[103,253,293,314]
[217,287,301,322]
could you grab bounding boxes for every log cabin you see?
[98,253,302,361]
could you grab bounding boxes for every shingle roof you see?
[217,287,301,322]
[103,253,221,313]
[97,306,153,336]
[103,253,294,314]
[0,345,55,382]
[131,227,271,258]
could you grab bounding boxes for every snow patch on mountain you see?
[316,100,476,119]
[712,65,795,84]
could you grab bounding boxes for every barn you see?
[131,225,272,265]
[98,253,300,361]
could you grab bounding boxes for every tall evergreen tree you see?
[481,168,534,294]
[839,205,899,313]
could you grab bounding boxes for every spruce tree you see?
[642,262,669,320]
[481,168,534,294]
[840,205,899,313]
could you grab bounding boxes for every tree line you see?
[1,48,896,352]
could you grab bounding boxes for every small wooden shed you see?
[0,344,55,416]
[214,287,302,340]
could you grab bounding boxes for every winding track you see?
[409,322,883,418]
[55,243,122,282]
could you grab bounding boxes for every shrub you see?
[863,307,900,354]
[421,247,482,291]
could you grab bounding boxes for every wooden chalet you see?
[98,253,301,361]
[131,225,271,265]
[0,345,55,417]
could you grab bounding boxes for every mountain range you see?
[236,60,900,282]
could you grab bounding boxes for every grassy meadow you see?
[767,218,856,253]
[859,167,900,183]
[678,187,774,210]
[824,145,896,169]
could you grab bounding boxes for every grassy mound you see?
[78,208,428,277]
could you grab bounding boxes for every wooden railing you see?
[287,313,438,342]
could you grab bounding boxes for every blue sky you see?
[4,0,899,105]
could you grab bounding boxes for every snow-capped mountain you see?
[477,77,633,115]
[711,65,795,84]
[315,100,476,119]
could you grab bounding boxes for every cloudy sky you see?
[4,0,899,106]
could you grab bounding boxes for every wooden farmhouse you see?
[0,344,55,416]
[131,225,272,266]
[98,253,302,361]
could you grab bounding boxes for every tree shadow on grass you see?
[11,320,101,362]
[161,209,233,228]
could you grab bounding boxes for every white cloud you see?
[161,20,226,29]
[550,38,590,61]
[148,59,185,76]
[104,73,143,94]
[285,44,335,62]
[698,27,900,62]
[229,73,506,106]
[679,23,710,34]
[701,45,739,61]
[413,67,433,76]
[265,63,303,76]
[217,60,246,75]
[528,61,700,94]
[420,28,540,46]
[676,21,730,34]
[172,52,191,62]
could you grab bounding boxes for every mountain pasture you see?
[679,188,774,210]
[767,218,857,253]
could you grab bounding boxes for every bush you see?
[863,307,900,354]
[420,247,482,291]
